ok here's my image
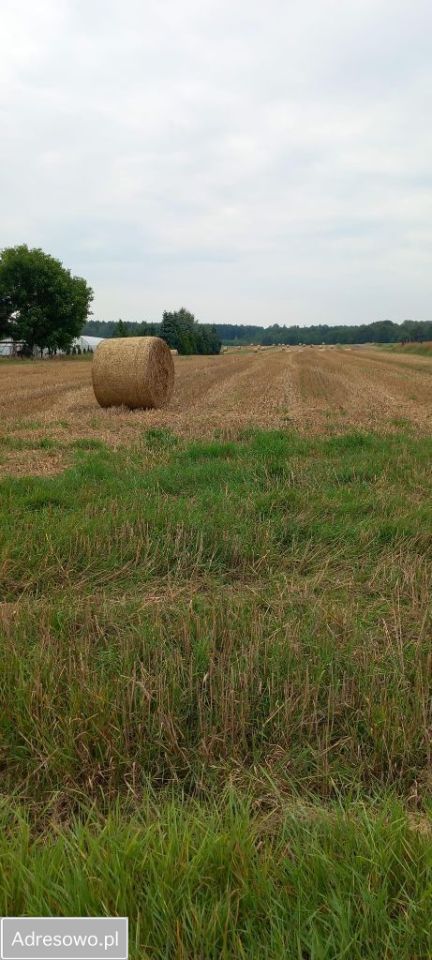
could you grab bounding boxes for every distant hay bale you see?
[92,336,174,410]
[170,348,178,355]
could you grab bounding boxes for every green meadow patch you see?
[2,428,432,602]
[1,428,432,957]
[0,797,431,960]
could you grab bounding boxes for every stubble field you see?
[1,345,432,958]
[1,345,432,475]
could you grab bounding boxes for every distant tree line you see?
[86,318,432,348]
[84,318,159,339]
[212,320,432,346]
[86,309,221,355]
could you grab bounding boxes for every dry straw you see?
[92,336,175,410]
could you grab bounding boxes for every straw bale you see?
[92,336,174,410]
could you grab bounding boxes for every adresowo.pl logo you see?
[1,918,128,960]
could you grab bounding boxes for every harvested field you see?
[2,345,432,957]
[1,346,432,474]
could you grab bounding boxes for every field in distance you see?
[1,344,432,476]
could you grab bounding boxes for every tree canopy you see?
[0,245,93,354]
[160,308,221,355]
[85,311,221,355]
[112,318,130,338]
[202,319,432,347]
[85,317,432,349]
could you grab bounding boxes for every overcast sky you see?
[2,0,432,328]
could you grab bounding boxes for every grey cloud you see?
[1,0,431,326]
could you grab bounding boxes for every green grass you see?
[0,436,63,451]
[1,427,432,956]
[380,341,432,357]
[0,435,105,452]
[1,796,431,960]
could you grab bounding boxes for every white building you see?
[71,335,104,353]
[0,340,24,357]
[0,335,104,357]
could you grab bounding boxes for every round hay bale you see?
[92,336,174,410]
[170,348,178,356]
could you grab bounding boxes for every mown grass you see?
[1,426,432,956]
[1,584,432,803]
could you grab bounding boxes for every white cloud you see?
[1,0,431,326]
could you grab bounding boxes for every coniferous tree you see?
[113,318,129,338]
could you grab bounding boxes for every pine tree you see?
[113,318,129,338]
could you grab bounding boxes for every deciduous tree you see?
[0,245,93,354]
